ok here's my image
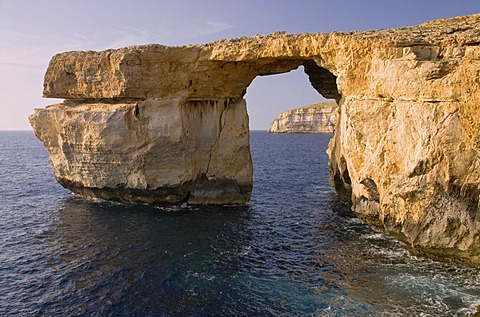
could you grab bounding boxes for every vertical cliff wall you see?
[30,14,480,265]
[30,99,252,204]
[269,102,337,133]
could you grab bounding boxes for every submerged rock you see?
[268,102,337,133]
[30,14,480,265]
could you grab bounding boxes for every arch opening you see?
[247,58,340,101]
[242,59,342,204]
[244,59,340,131]
[31,50,345,206]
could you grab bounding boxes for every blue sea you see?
[1,130,479,316]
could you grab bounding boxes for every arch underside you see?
[249,58,340,102]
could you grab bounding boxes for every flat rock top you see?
[112,14,480,56]
[207,14,480,60]
[276,101,338,114]
[52,13,480,61]
[42,14,480,100]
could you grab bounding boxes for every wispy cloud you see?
[0,15,234,129]
[0,27,155,70]
[188,20,232,39]
[0,17,232,70]
[101,28,153,49]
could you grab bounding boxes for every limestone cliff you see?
[30,99,252,204]
[31,14,480,265]
[268,102,337,133]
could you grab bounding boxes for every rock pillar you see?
[30,98,252,204]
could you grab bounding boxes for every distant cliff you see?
[269,102,337,133]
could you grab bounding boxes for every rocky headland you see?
[268,102,337,133]
[30,14,480,265]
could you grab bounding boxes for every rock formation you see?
[268,102,337,133]
[30,14,480,265]
[30,99,252,204]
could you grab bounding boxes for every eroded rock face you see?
[30,99,252,204]
[269,102,337,133]
[31,14,480,264]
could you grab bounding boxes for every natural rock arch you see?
[30,14,480,265]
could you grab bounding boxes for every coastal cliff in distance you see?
[268,102,337,133]
[30,14,480,265]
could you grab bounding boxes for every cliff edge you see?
[268,102,337,133]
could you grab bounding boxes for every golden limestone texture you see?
[268,102,337,133]
[30,14,480,264]
[30,99,252,204]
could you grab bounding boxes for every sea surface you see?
[0,130,479,316]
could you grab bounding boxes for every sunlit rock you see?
[268,102,337,133]
[30,99,252,204]
[31,14,480,265]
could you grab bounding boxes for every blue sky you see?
[0,0,479,130]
